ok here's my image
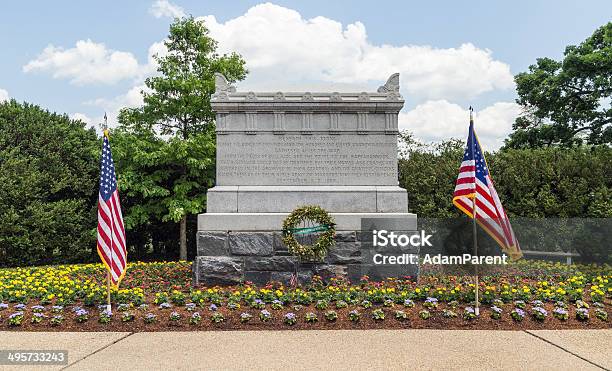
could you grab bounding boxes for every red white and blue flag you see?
[452,115,521,259]
[97,130,127,286]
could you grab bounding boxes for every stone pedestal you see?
[194,73,417,285]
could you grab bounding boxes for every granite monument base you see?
[194,212,418,286]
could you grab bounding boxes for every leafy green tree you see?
[398,132,466,218]
[0,100,99,267]
[507,22,611,148]
[117,17,247,260]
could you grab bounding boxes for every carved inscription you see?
[217,134,398,185]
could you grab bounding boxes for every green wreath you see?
[282,205,336,261]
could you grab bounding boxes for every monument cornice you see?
[211,73,405,113]
[210,101,404,113]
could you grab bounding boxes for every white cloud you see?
[84,84,150,129]
[198,3,514,101]
[70,112,94,125]
[23,39,142,85]
[400,100,520,150]
[150,0,185,19]
[0,88,8,102]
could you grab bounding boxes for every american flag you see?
[97,131,127,286]
[452,115,521,259]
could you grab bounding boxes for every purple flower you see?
[534,307,548,315]
[191,312,201,319]
[465,306,475,313]
[145,313,157,320]
[101,309,113,317]
[159,302,172,309]
[491,306,502,314]
[72,306,83,313]
[0,303,8,310]
[186,303,196,310]
[577,308,589,317]
[9,311,24,319]
[240,312,252,320]
[425,297,438,303]
[514,308,525,316]
[209,304,218,311]
[75,309,89,316]
[553,308,568,315]
[52,305,64,311]
[14,304,26,310]
[260,309,271,316]
[284,312,296,320]
[33,313,45,318]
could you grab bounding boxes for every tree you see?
[118,17,247,260]
[0,100,99,267]
[506,22,611,148]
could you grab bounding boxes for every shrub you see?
[335,300,348,309]
[372,309,385,321]
[552,308,569,321]
[348,310,360,322]
[423,297,438,309]
[595,309,607,321]
[325,310,338,322]
[443,309,458,318]
[210,312,224,324]
[240,313,252,323]
[259,310,271,322]
[271,300,284,310]
[576,308,589,321]
[490,306,502,320]
[0,101,99,267]
[315,300,329,310]
[99,310,112,324]
[395,310,408,320]
[419,310,431,320]
[463,307,477,320]
[284,312,297,326]
[144,313,157,324]
[511,308,525,322]
[532,307,548,321]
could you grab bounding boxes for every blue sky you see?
[1,1,610,148]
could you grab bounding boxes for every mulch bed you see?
[2,302,609,332]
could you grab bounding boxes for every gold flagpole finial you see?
[103,112,109,137]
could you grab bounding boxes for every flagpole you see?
[470,106,480,316]
[103,113,112,313]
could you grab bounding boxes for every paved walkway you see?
[0,330,610,370]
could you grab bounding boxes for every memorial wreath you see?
[282,205,336,261]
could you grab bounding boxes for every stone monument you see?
[193,73,417,285]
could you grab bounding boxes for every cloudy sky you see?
[1,1,610,149]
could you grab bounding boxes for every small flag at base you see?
[97,130,127,287]
[452,114,521,259]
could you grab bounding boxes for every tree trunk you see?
[179,215,187,261]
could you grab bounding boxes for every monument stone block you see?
[194,73,417,285]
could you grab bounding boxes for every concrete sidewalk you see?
[0,330,609,370]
